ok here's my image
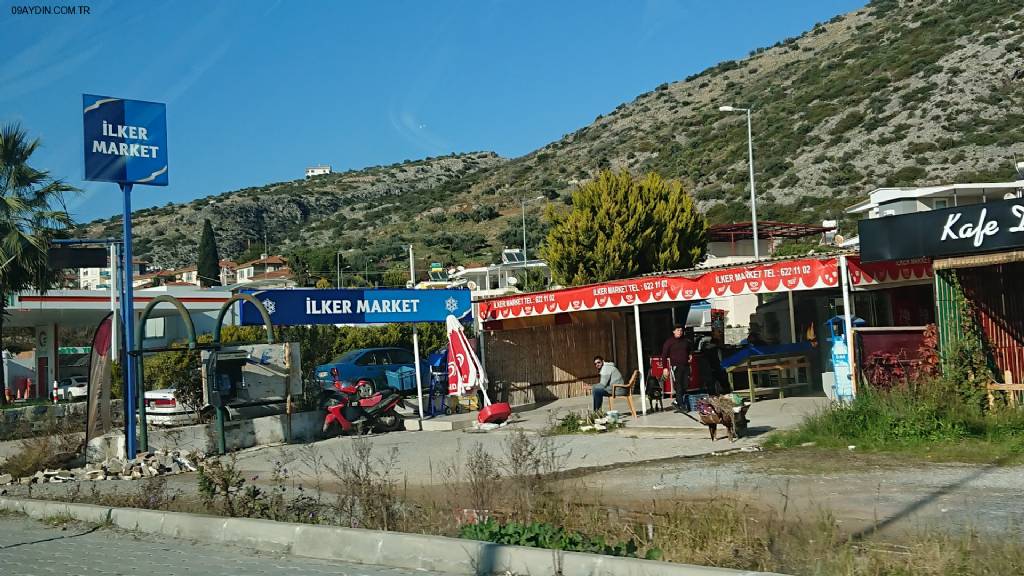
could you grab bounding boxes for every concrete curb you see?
[0,496,786,576]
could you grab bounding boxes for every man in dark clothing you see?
[661,324,690,411]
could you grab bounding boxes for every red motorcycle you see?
[321,371,405,435]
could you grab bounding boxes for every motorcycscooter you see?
[321,372,404,435]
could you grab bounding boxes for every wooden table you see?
[726,352,811,403]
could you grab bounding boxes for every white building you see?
[219,259,238,286]
[848,179,1024,220]
[843,177,1024,247]
[79,257,148,290]
[234,255,294,287]
[417,249,551,299]
[693,222,835,335]
[305,164,332,178]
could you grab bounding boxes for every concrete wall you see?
[87,410,323,461]
[1,399,125,431]
[2,356,36,393]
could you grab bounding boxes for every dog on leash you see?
[696,396,750,442]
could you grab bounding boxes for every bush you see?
[0,418,81,478]
[769,312,1024,456]
[460,518,642,558]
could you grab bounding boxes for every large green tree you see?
[0,123,75,404]
[196,218,221,287]
[542,170,707,286]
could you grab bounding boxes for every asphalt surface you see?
[0,514,447,576]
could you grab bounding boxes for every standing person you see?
[661,324,690,411]
[591,355,624,412]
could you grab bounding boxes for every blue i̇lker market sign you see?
[239,288,473,326]
[82,94,168,185]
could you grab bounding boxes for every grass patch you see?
[765,387,1024,463]
[41,513,76,527]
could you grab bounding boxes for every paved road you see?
[0,514,446,576]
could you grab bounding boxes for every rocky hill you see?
[83,0,1024,271]
[477,0,1024,226]
[82,152,507,269]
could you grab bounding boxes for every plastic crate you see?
[385,366,417,391]
[686,393,710,412]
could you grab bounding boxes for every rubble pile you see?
[0,449,206,486]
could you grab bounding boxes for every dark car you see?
[314,347,430,394]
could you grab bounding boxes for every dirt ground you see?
[5,394,1021,540]
[8,441,1023,541]
[566,448,1024,539]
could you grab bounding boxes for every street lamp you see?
[718,105,760,260]
[520,195,544,291]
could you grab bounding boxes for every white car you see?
[144,387,197,426]
[57,376,88,401]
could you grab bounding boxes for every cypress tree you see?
[542,170,707,286]
[197,219,222,287]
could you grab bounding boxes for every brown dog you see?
[696,396,750,442]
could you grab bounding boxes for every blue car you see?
[314,347,430,394]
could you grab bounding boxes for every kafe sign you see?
[238,288,472,326]
[83,95,168,185]
[859,197,1024,262]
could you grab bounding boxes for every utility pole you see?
[718,105,760,260]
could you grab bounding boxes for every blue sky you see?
[1,0,865,222]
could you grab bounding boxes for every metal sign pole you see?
[120,183,138,457]
[110,243,119,359]
[82,94,168,457]
[839,255,857,398]
[633,303,647,416]
[409,245,424,424]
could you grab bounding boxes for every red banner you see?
[479,258,840,321]
[847,256,932,287]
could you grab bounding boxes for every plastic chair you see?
[609,370,638,418]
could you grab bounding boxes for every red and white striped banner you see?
[479,258,840,321]
[847,256,932,287]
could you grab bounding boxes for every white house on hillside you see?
[305,165,331,178]
[79,257,148,290]
[236,254,289,283]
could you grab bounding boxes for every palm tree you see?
[1,122,76,404]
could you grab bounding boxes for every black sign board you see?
[859,197,1024,262]
[48,247,108,269]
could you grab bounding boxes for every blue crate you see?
[385,366,417,391]
[686,393,710,412]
